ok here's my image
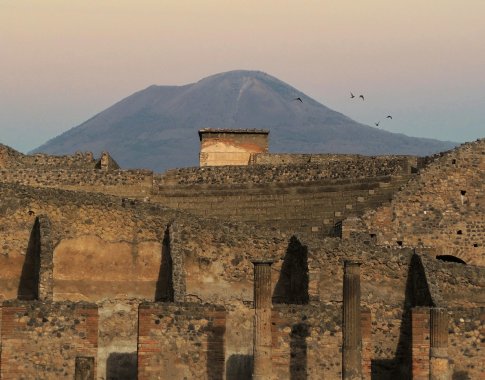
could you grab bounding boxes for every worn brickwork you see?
[360,139,485,265]
[411,307,430,380]
[0,301,98,380]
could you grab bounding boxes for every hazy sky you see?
[1,0,484,153]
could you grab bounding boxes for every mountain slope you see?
[34,70,456,172]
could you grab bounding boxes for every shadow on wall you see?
[18,218,40,300]
[371,252,434,379]
[155,225,174,302]
[106,353,137,380]
[290,322,310,380]
[452,371,472,380]
[225,355,253,380]
[273,236,309,305]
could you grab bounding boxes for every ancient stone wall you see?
[0,168,153,197]
[138,303,226,380]
[448,307,484,379]
[360,139,485,266]
[153,176,411,237]
[0,301,98,379]
[158,155,413,186]
[250,152,416,172]
[0,144,95,169]
[417,252,485,307]
[1,141,484,378]
[271,304,342,379]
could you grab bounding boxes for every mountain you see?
[33,70,457,172]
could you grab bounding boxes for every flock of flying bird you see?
[349,91,392,127]
[293,92,393,128]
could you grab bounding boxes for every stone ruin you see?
[0,138,483,379]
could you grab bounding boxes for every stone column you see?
[252,259,274,380]
[342,261,362,380]
[430,307,450,380]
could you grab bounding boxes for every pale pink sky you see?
[1,0,484,152]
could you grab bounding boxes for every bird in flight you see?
[294,97,303,103]
[359,95,365,100]
[386,115,393,119]
[375,121,380,127]
[350,92,355,99]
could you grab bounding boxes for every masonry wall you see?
[0,301,98,380]
[1,142,484,379]
[159,155,413,185]
[138,303,226,380]
[448,307,484,379]
[417,253,485,307]
[250,153,416,171]
[361,139,485,266]
[0,168,153,197]
[0,144,95,169]
[154,176,411,237]
[271,305,342,379]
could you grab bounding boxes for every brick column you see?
[342,261,362,380]
[252,259,274,380]
[430,307,450,380]
[412,307,430,380]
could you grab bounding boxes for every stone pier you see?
[342,261,362,380]
[430,307,450,380]
[252,259,274,380]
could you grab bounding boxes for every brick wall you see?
[0,301,98,379]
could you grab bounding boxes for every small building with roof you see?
[198,128,269,166]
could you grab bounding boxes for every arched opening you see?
[436,255,466,264]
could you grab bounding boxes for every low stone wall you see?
[0,168,153,197]
[0,144,95,170]
[158,157,412,186]
[0,301,98,379]
[250,152,416,171]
